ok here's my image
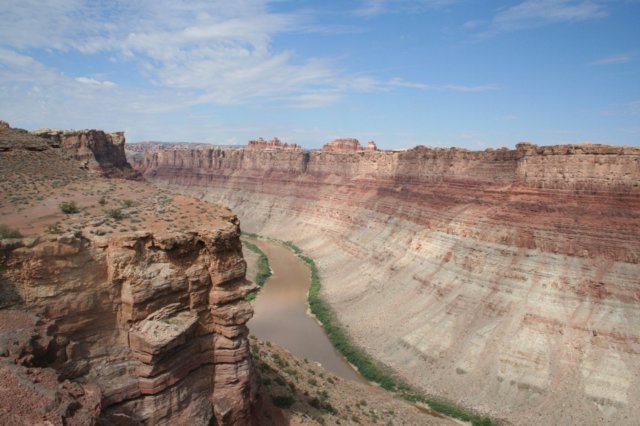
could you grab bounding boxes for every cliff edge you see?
[0,124,257,425]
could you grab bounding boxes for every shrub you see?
[271,394,295,408]
[0,224,22,239]
[120,199,134,208]
[284,240,303,254]
[272,353,288,369]
[311,413,326,425]
[58,201,79,214]
[98,196,107,206]
[105,208,124,220]
[46,224,62,234]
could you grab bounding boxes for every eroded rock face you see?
[0,310,102,426]
[1,227,257,425]
[322,138,364,152]
[31,128,136,177]
[137,142,640,426]
[247,137,302,151]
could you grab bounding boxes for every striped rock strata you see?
[1,228,257,425]
[135,141,640,426]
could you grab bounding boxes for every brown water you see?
[247,239,365,383]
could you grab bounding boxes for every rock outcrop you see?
[247,137,302,151]
[321,138,372,153]
[0,126,258,425]
[136,140,640,426]
[31,128,137,178]
[1,229,257,425]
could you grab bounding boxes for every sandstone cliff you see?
[136,140,640,426]
[0,126,257,425]
[322,138,377,153]
[31,128,137,178]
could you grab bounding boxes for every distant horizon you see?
[127,136,637,151]
[10,120,637,151]
[1,1,638,149]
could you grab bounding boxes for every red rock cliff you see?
[136,141,640,426]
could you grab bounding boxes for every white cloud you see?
[591,52,635,65]
[473,0,608,36]
[494,0,606,28]
[76,77,117,87]
[0,0,337,106]
[0,47,198,137]
[441,84,498,93]
[0,0,498,140]
[355,0,456,16]
[463,20,485,29]
[389,78,433,90]
[389,78,498,93]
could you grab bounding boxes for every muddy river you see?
[247,239,365,383]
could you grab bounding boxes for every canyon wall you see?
[136,142,640,425]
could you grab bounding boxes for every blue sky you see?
[0,0,638,149]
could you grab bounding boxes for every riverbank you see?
[242,238,271,301]
[251,336,458,426]
[246,235,498,426]
[244,236,363,383]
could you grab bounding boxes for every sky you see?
[0,0,639,149]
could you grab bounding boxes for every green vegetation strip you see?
[242,238,272,301]
[283,239,497,426]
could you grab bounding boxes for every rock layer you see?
[1,229,257,425]
[135,141,640,426]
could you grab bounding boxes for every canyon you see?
[134,139,640,425]
[0,125,257,425]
